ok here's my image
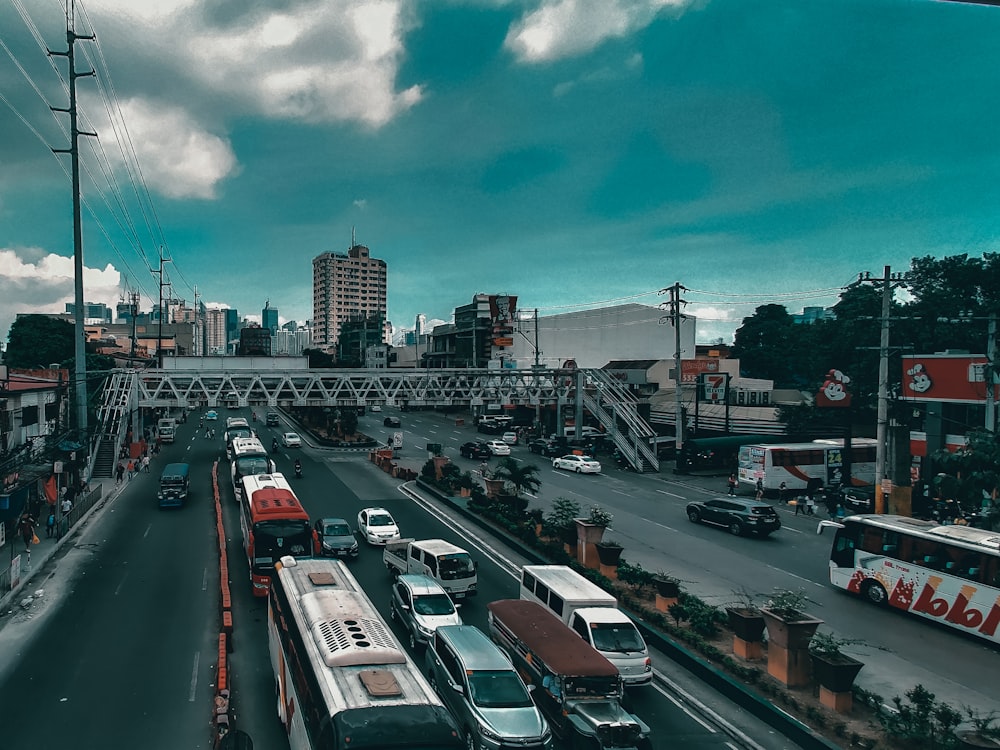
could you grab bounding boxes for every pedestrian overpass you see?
[91,366,662,476]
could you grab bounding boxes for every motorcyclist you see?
[252,411,257,422]
[294,458,302,477]
[271,437,279,453]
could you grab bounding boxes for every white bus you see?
[230,437,274,500]
[820,515,1000,644]
[737,438,877,492]
[268,555,463,750]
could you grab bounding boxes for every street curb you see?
[410,478,842,750]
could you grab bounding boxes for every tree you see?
[491,457,541,497]
[303,348,335,368]
[731,305,798,386]
[4,315,75,368]
[339,408,359,437]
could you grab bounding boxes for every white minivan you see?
[519,565,652,686]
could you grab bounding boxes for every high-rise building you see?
[312,243,387,349]
[262,301,279,336]
[65,302,112,325]
[224,308,239,347]
[205,308,229,354]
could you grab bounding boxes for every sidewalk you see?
[0,477,120,616]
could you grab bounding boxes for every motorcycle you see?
[294,460,302,479]
[271,439,279,454]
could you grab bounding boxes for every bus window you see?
[831,529,857,568]
[859,526,885,554]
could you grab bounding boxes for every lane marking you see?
[766,565,826,588]
[188,652,200,702]
[202,568,209,591]
[653,521,679,533]
[656,489,686,499]
[142,523,152,539]
[114,572,128,597]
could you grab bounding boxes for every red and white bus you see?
[737,438,877,492]
[820,515,1000,643]
[240,472,312,597]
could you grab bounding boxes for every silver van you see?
[425,625,552,750]
[389,574,462,649]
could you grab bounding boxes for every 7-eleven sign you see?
[700,373,729,402]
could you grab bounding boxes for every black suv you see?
[528,438,563,457]
[839,486,875,513]
[265,412,280,426]
[685,498,781,537]
[460,441,492,460]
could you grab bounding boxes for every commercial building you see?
[205,308,230,355]
[312,243,387,350]
[262,301,279,337]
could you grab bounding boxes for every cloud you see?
[0,248,122,344]
[92,96,239,200]
[505,0,689,63]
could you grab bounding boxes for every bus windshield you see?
[251,520,311,569]
[438,554,475,580]
[236,456,270,477]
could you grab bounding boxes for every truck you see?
[520,565,652,686]
[157,417,177,443]
[488,599,652,750]
[383,538,478,600]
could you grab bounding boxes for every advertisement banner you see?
[901,354,999,403]
[681,359,720,384]
[699,373,729,402]
[488,295,518,331]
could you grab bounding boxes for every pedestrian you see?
[727,474,737,496]
[141,454,150,473]
[794,496,804,515]
[806,493,816,516]
[755,478,764,502]
[778,481,788,504]
[116,461,125,484]
[45,511,56,538]
[61,494,72,517]
[18,512,37,553]
[127,459,136,480]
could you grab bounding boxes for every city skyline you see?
[4,1,1000,349]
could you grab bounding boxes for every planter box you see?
[726,608,766,643]
[653,577,680,599]
[574,520,606,545]
[760,608,823,650]
[484,479,505,498]
[810,653,864,694]
[595,543,624,567]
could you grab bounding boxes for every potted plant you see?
[957,708,1000,750]
[491,457,542,499]
[808,631,865,693]
[725,587,766,643]
[595,538,625,567]
[760,588,824,649]
[575,505,613,544]
[455,471,476,498]
[652,571,681,599]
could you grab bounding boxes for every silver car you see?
[389,575,462,650]
[425,625,552,750]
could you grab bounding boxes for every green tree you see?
[491,457,542,497]
[731,304,798,386]
[339,408,359,437]
[4,315,75,368]
[303,348,335,368]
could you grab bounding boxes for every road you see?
[379,408,1000,715]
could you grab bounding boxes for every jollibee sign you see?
[900,354,998,404]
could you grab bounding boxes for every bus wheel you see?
[862,580,888,606]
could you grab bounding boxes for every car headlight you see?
[478,724,502,742]
[417,623,435,637]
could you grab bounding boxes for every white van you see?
[519,565,652,686]
[560,425,601,439]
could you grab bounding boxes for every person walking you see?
[805,493,817,516]
[727,474,737,496]
[18,513,37,553]
[115,461,125,484]
[794,495,804,515]
[141,454,150,473]
[127,459,136,480]
[778,481,788,504]
[755,478,764,502]
[45,511,56,538]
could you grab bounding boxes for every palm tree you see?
[492,457,542,497]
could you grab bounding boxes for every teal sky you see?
[2,0,1000,346]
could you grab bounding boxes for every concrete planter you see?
[595,542,624,567]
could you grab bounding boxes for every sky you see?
[3,0,1000,350]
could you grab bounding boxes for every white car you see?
[281,432,302,448]
[357,507,401,545]
[552,454,602,474]
[501,431,518,445]
[485,440,511,456]
[370,404,382,412]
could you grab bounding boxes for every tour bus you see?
[819,514,1000,643]
[231,437,275,500]
[240,473,312,596]
[737,438,877,493]
[674,434,783,474]
[268,555,463,750]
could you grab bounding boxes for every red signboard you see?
[681,358,720,384]
[489,295,517,331]
[901,354,998,404]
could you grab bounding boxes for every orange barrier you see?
[217,633,228,691]
[211,462,235,746]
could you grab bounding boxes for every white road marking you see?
[188,652,200,702]
[766,565,825,588]
[653,521,679,533]
[202,568,209,591]
[114,573,128,596]
[142,523,152,539]
[656,489,686,499]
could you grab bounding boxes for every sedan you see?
[552,454,602,474]
[460,441,492,460]
[383,416,401,427]
[485,440,511,456]
[357,507,401,545]
[205,410,218,421]
[370,404,382,412]
[281,432,302,448]
[501,431,519,445]
[313,517,359,558]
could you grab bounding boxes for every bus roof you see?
[488,599,619,678]
[231,437,266,455]
[242,474,308,520]
[684,434,786,449]
[844,514,1000,554]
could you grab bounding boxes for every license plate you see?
[453,592,465,599]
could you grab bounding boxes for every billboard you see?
[488,295,517,331]
[901,354,998,404]
[681,358,720,384]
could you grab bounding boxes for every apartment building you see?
[312,243,387,349]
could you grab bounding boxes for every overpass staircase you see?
[582,370,659,472]
[90,370,137,478]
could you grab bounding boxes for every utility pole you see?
[533,308,541,369]
[660,282,688,450]
[129,289,139,361]
[987,312,997,433]
[156,250,168,368]
[49,3,95,441]
[856,266,906,512]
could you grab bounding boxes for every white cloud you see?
[0,248,122,343]
[506,0,688,63]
